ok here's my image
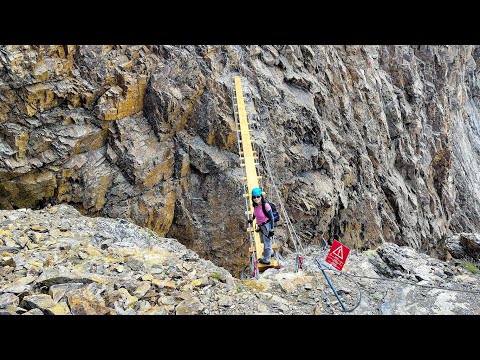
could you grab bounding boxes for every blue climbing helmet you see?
[252,187,262,197]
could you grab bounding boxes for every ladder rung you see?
[248,244,279,253]
[240,156,258,160]
[241,163,260,167]
[242,176,261,182]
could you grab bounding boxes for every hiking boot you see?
[258,258,270,265]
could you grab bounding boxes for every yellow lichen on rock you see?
[24,83,61,116]
[96,75,148,121]
[143,157,174,189]
[15,133,29,159]
[45,302,71,315]
[241,279,268,292]
[72,129,106,155]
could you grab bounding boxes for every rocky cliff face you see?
[1,45,480,275]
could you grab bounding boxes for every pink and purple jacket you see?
[253,202,272,226]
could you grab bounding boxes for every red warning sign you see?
[325,240,350,271]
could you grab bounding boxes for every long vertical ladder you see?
[232,76,278,271]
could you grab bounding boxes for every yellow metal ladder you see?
[232,76,278,273]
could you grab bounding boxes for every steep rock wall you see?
[1,45,480,274]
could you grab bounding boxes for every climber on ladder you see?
[248,187,275,265]
[232,75,279,274]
